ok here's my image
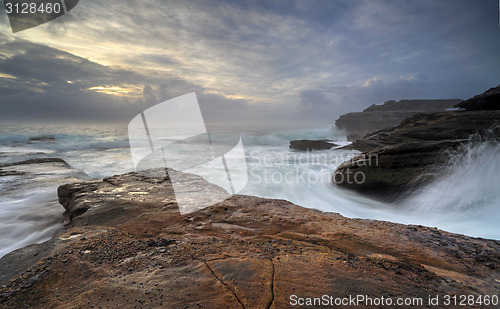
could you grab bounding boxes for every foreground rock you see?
[335,99,461,141]
[334,86,500,197]
[1,171,499,308]
[289,139,338,151]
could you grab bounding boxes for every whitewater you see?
[1,123,499,258]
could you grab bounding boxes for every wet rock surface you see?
[0,158,87,181]
[1,172,499,308]
[289,139,338,151]
[0,158,88,197]
[28,135,57,143]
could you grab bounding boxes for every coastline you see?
[1,170,499,308]
[2,84,500,306]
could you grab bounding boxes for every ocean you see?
[1,123,499,258]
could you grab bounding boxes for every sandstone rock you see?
[454,84,500,110]
[58,168,229,224]
[289,139,338,151]
[335,99,461,141]
[1,172,499,308]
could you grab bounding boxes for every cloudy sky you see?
[0,0,499,126]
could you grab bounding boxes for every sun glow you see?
[88,84,143,97]
[0,73,17,79]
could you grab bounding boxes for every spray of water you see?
[402,139,500,239]
[1,124,499,260]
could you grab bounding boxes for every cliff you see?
[454,85,500,111]
[335,99,461,141]
[334,86,500,198]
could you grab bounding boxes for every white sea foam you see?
[401,140,500,239]
[0,123,498,259]
[0,187,64,258]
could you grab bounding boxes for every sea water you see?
[0,123,499,258]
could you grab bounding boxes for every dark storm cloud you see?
[0,36,141,120]
[0,36,139,88]
[0,34,252,122]
[0,0,499,125]
[295,75,483,123]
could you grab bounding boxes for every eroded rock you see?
[1,172,499,308]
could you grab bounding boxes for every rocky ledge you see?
[0,157,87,192]
[334,86,500,198]
[1,171,499,308]
[0,158,78,177]
[289,139,338,151]
[455,85,500,111]
[335,99,461,141]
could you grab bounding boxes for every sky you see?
[0,0,499,126]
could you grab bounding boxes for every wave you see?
[0,187,64,258]
[1,124,499,260]
[401,139,500,239]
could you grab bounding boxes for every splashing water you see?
[401,140,500,239]
[1,124,499,259]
